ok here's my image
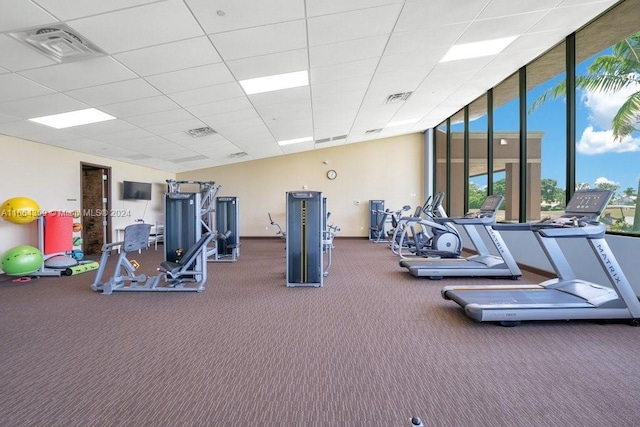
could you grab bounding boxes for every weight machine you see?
[91,223,213,295]
[165,180,239,263]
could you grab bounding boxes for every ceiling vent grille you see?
[173,155,208,163]
[185,126,217,138]
[384,92,412,104]
[9,25,105,63]
[365,128,382,135]
[228,151,248,159]
[315,135,347,144]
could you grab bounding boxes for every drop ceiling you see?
[0,0,620,173]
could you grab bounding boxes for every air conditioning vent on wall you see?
[9,24,105,63]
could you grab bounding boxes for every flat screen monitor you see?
[123,181,152,200]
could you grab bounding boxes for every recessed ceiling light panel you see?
[240,70,309,95]
[277,136,313,146]
[29,108,116,129]
[440,36,518,62]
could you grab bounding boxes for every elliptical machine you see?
[395,192,462,259]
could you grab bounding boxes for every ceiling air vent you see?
[173,155,208,163]
[228,152,248,159]
[185,126,217,137]
[365,128,382,135]
[384,92,412,104]
[9,24,105,63]
[316,134,348,144]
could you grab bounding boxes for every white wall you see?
[177,134,426,237]
[0,134,174,264]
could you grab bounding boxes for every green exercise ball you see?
[1,245,43,276]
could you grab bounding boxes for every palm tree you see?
[531,32,640,233]
[530,31,640,141]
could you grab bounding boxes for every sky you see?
[466,52,640,195]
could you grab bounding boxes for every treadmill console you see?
[564,189,612,218]
[478,195,504,214]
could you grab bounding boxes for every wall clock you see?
[326,169,337,180]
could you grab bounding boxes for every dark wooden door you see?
[81,164,110,255]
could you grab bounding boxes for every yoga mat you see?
[44,211,73,255]
[64,261,99,276]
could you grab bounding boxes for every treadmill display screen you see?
[564,189,612,216]
[479,195,504,213]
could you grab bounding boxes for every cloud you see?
[595,176,618,186]
[576,125,640,154]
[580,81,639,129]
[577,77,640,154]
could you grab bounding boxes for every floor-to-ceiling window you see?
[492,73,520,222]
[575,2,640,234]
[435,121,449,212]
[527,42,567,221]
[467,95,489,212]
[449,110,466,217]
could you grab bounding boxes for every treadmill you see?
[442,189,640,326]
[399,195,522,279]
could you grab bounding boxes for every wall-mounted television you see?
[123,181,152,200]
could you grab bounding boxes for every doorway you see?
[81,162,111,255]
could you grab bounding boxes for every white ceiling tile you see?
[0,73,55,102]
[395,0,487,32]
[256,98,312,123]
[0,35,57,71]
[306,0,404,17]
[67,0,203,53]
[65,79,162,106]
[0,0,57,32]
[209,20,307,61]
[19,57,136,91]
[479,0,564,19]
[100,96,180,118]
[249,86,311,107]
[185,0,305,34]
[114,37,222,77]
[0,93,88,118]
[226,49,308,81]
[187,97,253,118]
[168,82,245,107]
[307,5,401,47]
[93,128,156,145]
[385,24,468,55]
[0,119,52,136]
[34,0,161,21]
[458,11,549,44]
[201,109,262,129]
[528,2,614,33]
[311,77,369,102]
[309,35,388,68]
[65,119,138,138]
[146,119,207,136]
[144,63,235,94]
[311,58,378,85]
[125,109,195,128]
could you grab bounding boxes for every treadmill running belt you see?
[446,288,591,307]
